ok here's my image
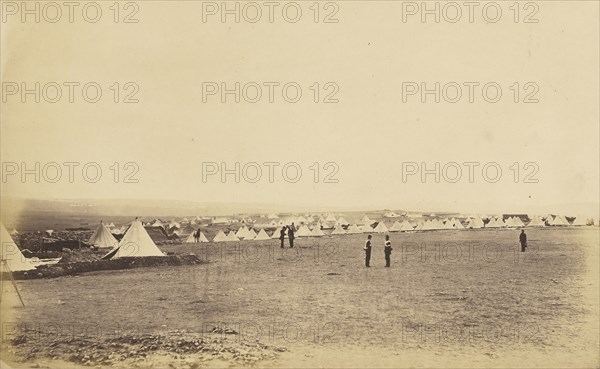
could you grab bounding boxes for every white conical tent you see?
[512,217,525,227]
[185,233,196,243]
[325,214,337,222]
[468,217,484,229]
[0,223,36,271]
[544,215,554,225]
[389,221,402,232]
[429,220,443,230]
[486,218,501,228]
[296,225,311,237]
[186,232,209,243]
[271,227,287,239]
[347,224,361,234]
[421,220,435,231]
[336,217,350,226]
[414,221,424,231]
[571,216,588,226]
[360,215,371,224]
[373,222,388,233]
[108,219,164,258]
[213,230,228,242]
[399,220,414,231]
[88,222,119,248]
[236,226,249,239]
[311,226,325,237]
[551,215,569,226]
[451,218,464,229]
[331,225,346,235]
[254,229,271,240]
[226,231,240,241]
[245,228,257,240]
[527,216,545,227]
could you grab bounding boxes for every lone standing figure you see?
[364,235,372,267]
[279,227,286,248]
[384,235,393,267]
[519,230,527,252]
[288,223,295,248]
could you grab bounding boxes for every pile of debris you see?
[11,254,204,280]
[16,230,94,252]
[56,248,104,264]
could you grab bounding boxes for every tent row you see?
[188,213,597,242]
[90,214,596,249]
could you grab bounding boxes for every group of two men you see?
[279,222,295,248]
[363,234,393,268]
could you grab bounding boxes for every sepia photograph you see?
[1,0,599,368]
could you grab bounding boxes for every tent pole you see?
[1,260,25,307]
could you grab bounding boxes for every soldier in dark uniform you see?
[194,229,200,243]
[279,227,286,248]
[384,235,393,267]
[519,230,527,252]
[288,223,295,248]
[364,235,372,267]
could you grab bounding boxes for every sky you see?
[1,1,599,216]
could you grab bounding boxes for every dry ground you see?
[1,227,598,368]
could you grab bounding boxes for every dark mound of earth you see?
[9,254,204,280]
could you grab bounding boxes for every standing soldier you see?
[364,235,372,267]
[279,227,286,248]
[384,235,393,267]
[194,229,200,243]
[519,230,527,252]
[288,223,295,248]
